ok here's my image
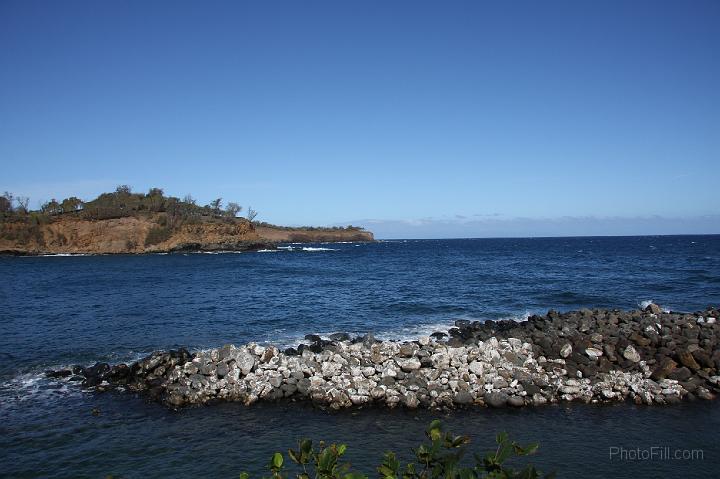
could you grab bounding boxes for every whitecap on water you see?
[0,371,82,406]
[638,299,671,313]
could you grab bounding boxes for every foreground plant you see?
[241,420,553,479]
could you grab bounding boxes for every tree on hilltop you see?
[41,199,61,215]
[0,192,13,213]
[209,198,222,215]
[146,188,165,212]
[15,196,30,214]
[225,202,242,217]
[60,197,83,213]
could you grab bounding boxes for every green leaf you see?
[428,420,443,442]
[525,442,539,456]
[272,452,283,468]
[239,473,249,479]
[377,465,395,477]
[496,442,513,464]
[318,447,335,471]
[451,435,470,448]
[337,444,347,456]
[496,431,509,445]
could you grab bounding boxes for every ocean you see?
[1,236,719,478]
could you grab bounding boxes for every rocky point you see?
[48,305,720,409]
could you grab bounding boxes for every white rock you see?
[508,338,522,350]
[468,360,484,376]
[623,345,641,363]
[398,357,421,372]
[236,351,256,375]
[585,347,603,360]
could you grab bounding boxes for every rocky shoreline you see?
[48,305,720,410]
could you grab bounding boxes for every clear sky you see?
[1,1,718,238]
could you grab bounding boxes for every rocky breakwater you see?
[49,305,720,410]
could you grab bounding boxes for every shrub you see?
[242,420,553,479]
[144,226,172,246]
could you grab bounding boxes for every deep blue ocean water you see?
[1,236,719,478]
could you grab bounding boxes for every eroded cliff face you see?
[0,216,374,255]
[255,226,374,243]
[0,216,267,255]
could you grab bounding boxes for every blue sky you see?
[1,1,718,238]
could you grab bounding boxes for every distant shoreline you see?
[373,233,720,241]
[0,216,373,256]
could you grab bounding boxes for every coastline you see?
[49,305,720,410]
[0,213,375,256]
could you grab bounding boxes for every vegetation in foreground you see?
[242,420,553,479]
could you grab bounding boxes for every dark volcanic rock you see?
[668,366,692,381]
[484,392,509,408]
[80,307,720,410]
[650,357,678,381]
[677,350,701,371]
[329,332,351,342]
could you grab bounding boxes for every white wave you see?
[639,299,654,310]
[38,253,90,257]
[256,249,277,253]
[196,250,243,255]
[378,321,456,342]
[497,311,533,322]
[301,247,336,252]
[638,299,671,313]
[0,371,82,405]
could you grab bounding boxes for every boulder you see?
[650,357,677,381]
[236,351,256,375]
[329,332,350,342]
[468,360,484,376]
[677,351,701,371]
[507,396,525,407]
[453,390,473,405]
[623,345,641,363]
[585,347,603,360]
[484,391,509,408]
[691,349,714,369]
[667,366,692,382]
[398,357,421,372]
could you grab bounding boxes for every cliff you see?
[0,215,374,255]
[255,225,374,243]
[0,187,374,255]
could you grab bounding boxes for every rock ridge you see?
[49,305,720,410]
